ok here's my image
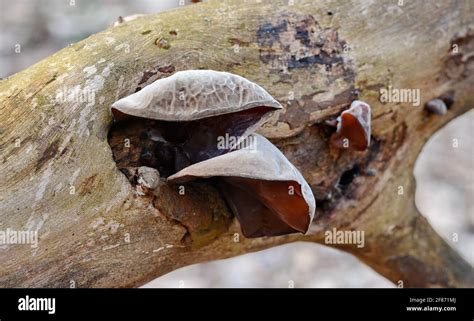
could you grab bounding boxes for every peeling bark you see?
[0,0,473,288]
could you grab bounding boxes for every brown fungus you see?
[168,134,316,238]
[111,70,282,173]
[425,98,447,116]
[330,100,371,151]
[110,70,316,238]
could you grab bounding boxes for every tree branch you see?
[0,0,473,287]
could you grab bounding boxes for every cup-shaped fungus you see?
[425,98,447,116]
[330,100,371,151]
[168,134,316,238]
[112,70,282,170]
[110,70,315,238]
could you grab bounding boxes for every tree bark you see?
[0,0,473,288]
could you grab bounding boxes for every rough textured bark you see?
[0,0,473,288]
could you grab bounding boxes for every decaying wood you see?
[0,0,473,287]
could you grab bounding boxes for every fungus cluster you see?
[111,70,316,238]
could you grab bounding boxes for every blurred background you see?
[1,0,472,288]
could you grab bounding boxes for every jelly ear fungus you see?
[168,134,316,237]
[110,70,282,172]
[330,100,371,151]
[109,70,316,238]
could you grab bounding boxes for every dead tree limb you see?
[0,0,473,287]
